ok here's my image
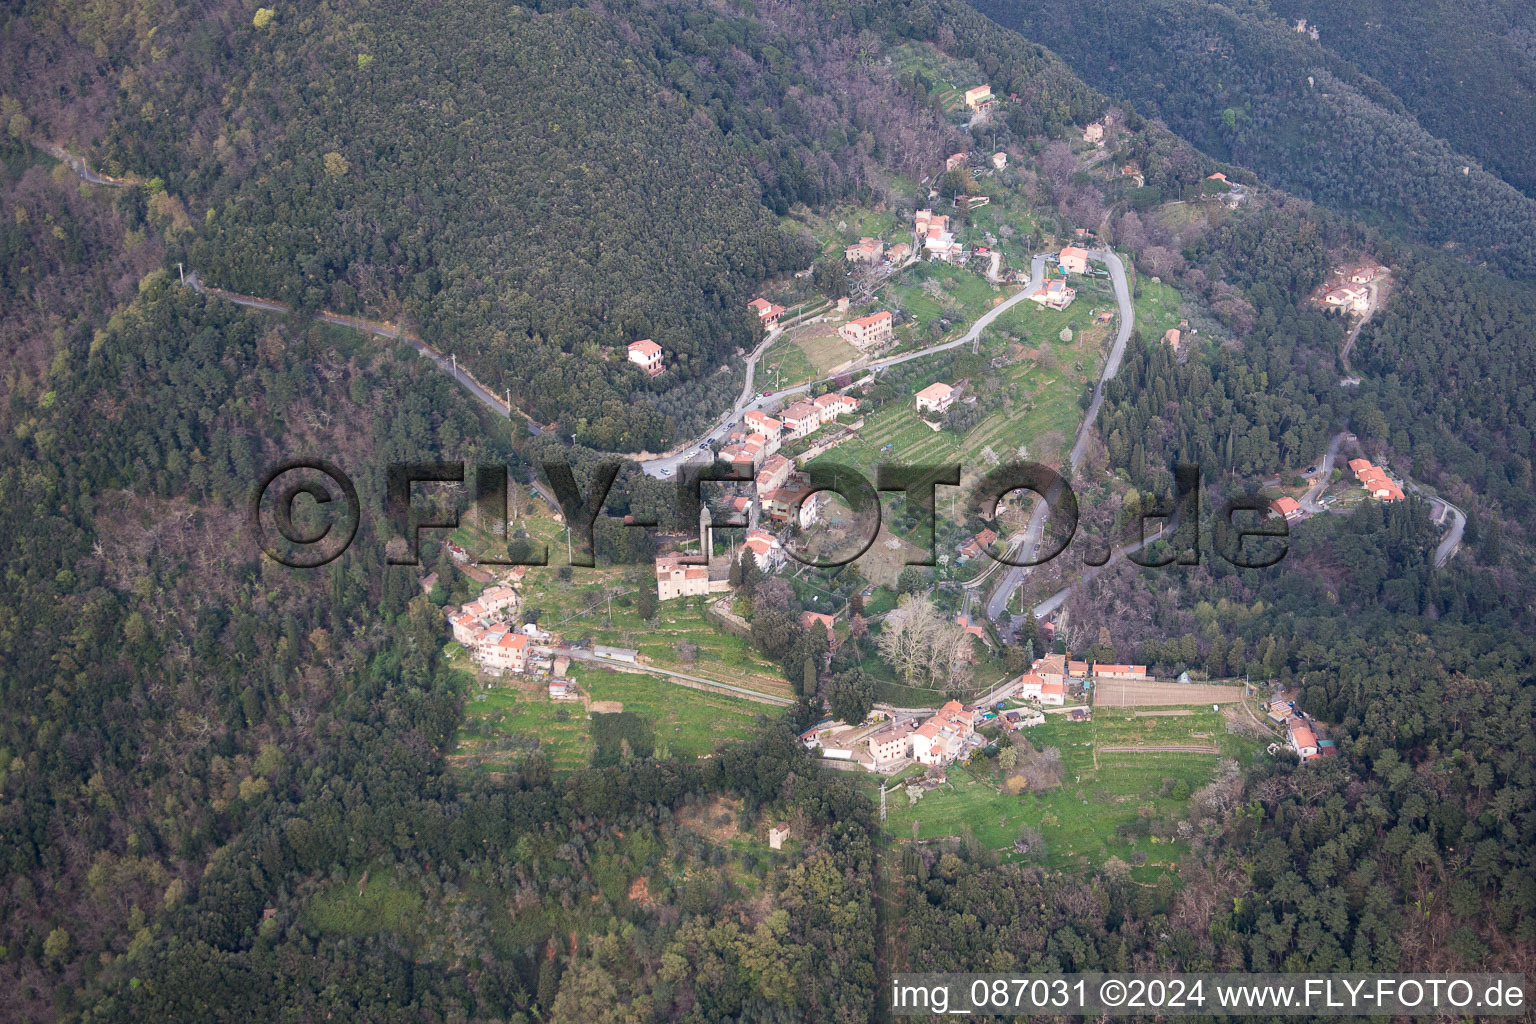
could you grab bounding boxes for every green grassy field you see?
[811,294,1107,488]
[1131,274,1185,349]
[580,666,769,759]
[454,685,594,772]
[877,706,1265,878]
[451,662,773,775]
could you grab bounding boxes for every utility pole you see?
[566,526,573,567]
[177,262,184,284]
[879,781,887,823]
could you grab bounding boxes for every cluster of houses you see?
[914,208,963,264]
[654,389,866,602]
[801,699,982,772]
[447,582,574,696]
[1267,697,1335,761]
[844,238,911,269]
[1322,264,1385,315]
[1013,654,1149,706]
[1348,458,1405,501]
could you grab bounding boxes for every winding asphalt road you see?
[637,254,1056,479]
[183,273,514,419]
[984,249,1135,622]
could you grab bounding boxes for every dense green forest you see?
[1268,0,1536,198]
[967,0,1536,278]
[5,0,1101,452]
[4,0,1536,1017]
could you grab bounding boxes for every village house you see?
[844,236,884,264]
[627,339,665,376]
[1270,496,1306,522]
[885,242,911,264]
[760,485,825,525]
[1034,653,1066,679]
[911,700,976,766]
[756,453,794,494]
[958,528,998,561]
[1162,327,1181,348]
[655,554,712,601]
[778,400,823,440]
[799,611,837,646]
[477,630,530,676]
[868,721,916,767]
[1040,678,1067,706]
[740,526,784,571]
[1324,285,1370,313]
[768,824,791,850]
[945,152,968,172]
[743,409,783,442]
[1082,122,1105,145]
[1094,663,1150,681]
[1058,245,1091,275]
[1348,265,1379,284]
[837,310,894,349]
[991,151,1007,170]
[1288,720,1320,760]
[914,209,961,262]
[451,612,485,646]
[1029,278,1075,310]
[720,435,767,472]
[955,615,990,649]
[748,297,787,329]
[914,381,955,417]
[813,391,858,419]
[1347,458,1405,501]
[963,84,993,110]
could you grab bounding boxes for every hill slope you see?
[966,0,1536,278]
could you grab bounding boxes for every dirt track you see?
[1093,678,1246,707]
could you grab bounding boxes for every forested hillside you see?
[4,0,1536,1017]
[4,0,1101,451]
[966,0,1536,278]
[1268,0,1536,198]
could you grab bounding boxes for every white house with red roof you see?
[914,382,955,416]
[837,311,894,349]
[1348,458,1405,501]
[627,339,664,376]
[748,297,787,329]
[1270,496,1305,521]
[1288,720,1320,760]
[476,630,530,675]
[1058,246,1091,275]
[743,409,782,442]
[1029,278,1075,309]
[756,453,794,494]
[740,526,783,571]
[911,700,976,765]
